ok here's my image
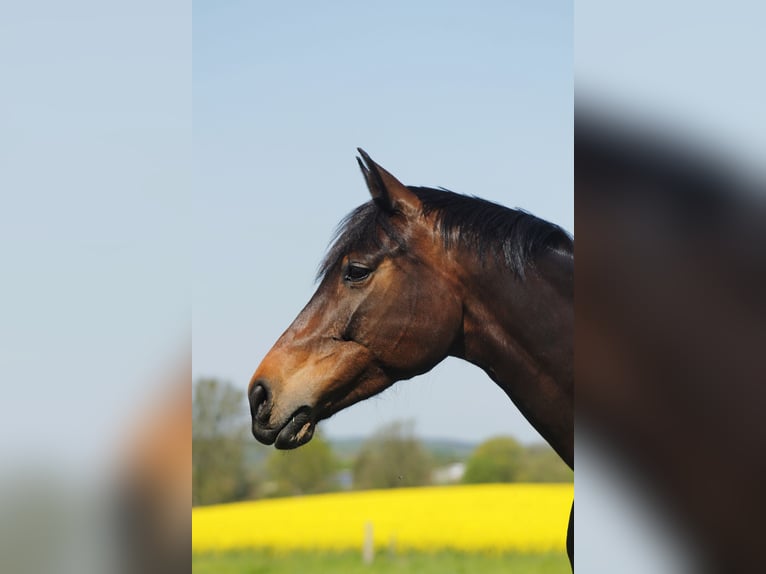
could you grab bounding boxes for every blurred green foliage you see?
[518,444,574,483]
[265,432,338,496]
[192,378,259,505]
[463,436,573,484]
[193,384,572,506]
[352,421,433,489]
[462,436,525,483]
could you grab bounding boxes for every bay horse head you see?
[248,151,466,449]
[248,150,573,457]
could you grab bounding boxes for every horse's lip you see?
[251,422,278,446]
[274,407,315,450]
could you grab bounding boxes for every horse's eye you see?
[344,264,371,283]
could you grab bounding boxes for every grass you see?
[192,549,571,574]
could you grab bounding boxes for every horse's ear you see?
[356,149,420,216]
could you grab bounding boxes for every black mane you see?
[318,186,573,281]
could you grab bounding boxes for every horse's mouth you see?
[252,406,315,450]
[274,406,315,449]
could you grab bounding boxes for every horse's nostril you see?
[249,381,271,422]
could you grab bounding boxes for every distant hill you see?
[329,436,477,465]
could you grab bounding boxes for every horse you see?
[248,150,574,567]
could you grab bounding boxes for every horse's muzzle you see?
[249,380,315,449]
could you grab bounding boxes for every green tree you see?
[462,436,525,484]
[518,444,574,482]
[265,431,338,496]
[353,421,433,489]
[192,378,255,505]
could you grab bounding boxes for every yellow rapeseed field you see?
[192,484,573,553]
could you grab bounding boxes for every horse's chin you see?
[273,407,315,450]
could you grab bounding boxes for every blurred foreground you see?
[576,110,766,573]
[0,365,191,574]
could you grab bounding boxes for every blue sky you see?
[193,1,573,443]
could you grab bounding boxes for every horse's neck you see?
[456,250,574,467]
